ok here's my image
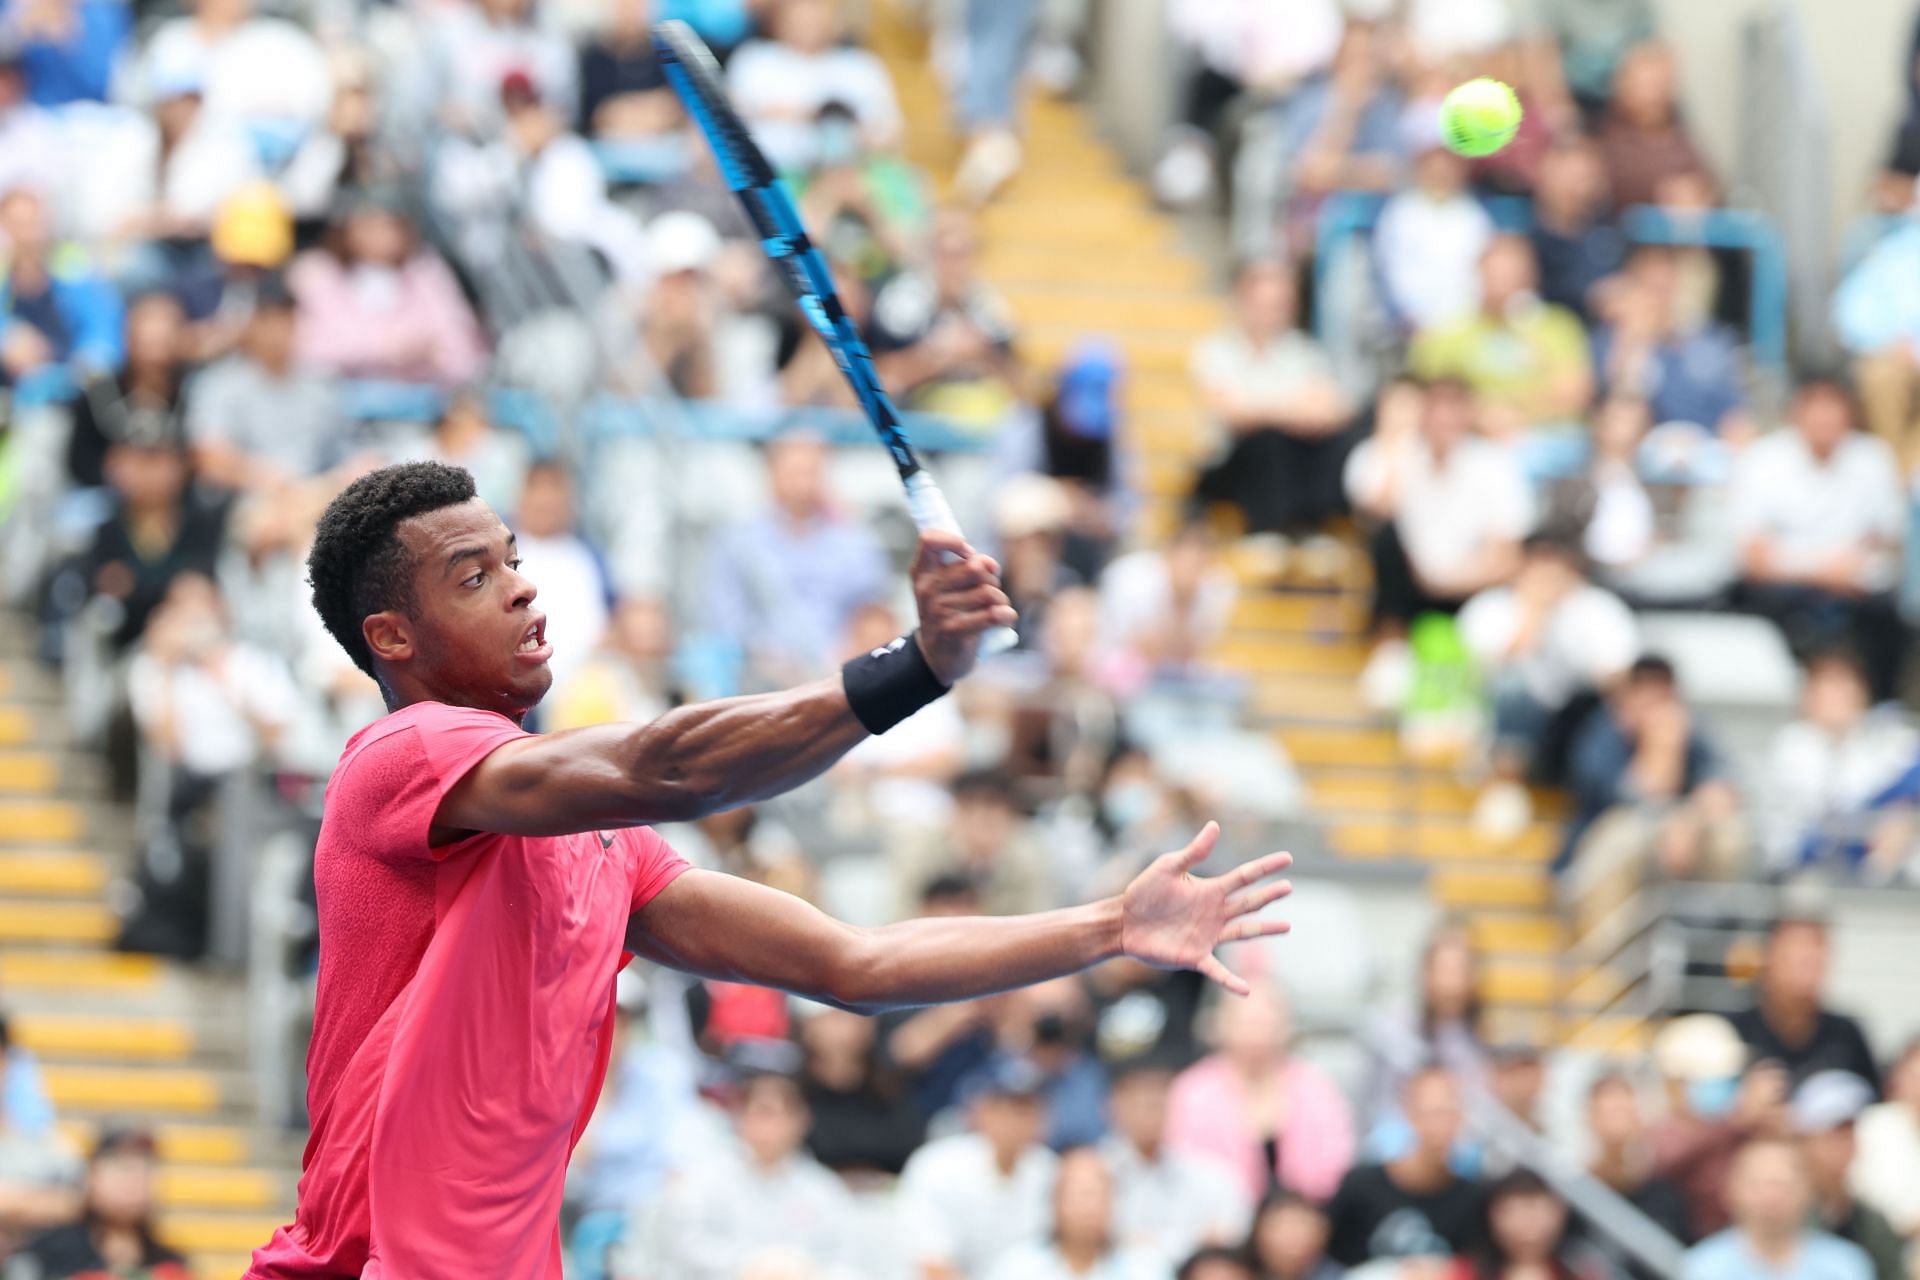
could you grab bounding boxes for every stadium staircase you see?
[0,612,294,1278]
[870,5,1645,1056]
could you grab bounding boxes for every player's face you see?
[393,499,552,718]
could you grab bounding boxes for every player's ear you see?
[362,611,414,666]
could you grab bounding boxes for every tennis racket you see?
[652,18,1019,658]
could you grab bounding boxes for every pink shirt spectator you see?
[1164,1052,1356,1204]
[247,701,688,1280]
[287,249,489,387]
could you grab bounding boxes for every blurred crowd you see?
[0,0,1917,1274]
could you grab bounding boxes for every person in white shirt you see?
[1345,377,1533,707]
[510,460,612,690]
[1762,650,1920,876]
[1460,531,1638,833]
[622,1071,864,1280]
[727,0,902,173]
[1851,1039,1920,1236]
[1100,1062,1251,1264]
[1097,520,1238,683]
[426,0,578,137]
[986,1146,1177,1280]
[1372,109,1495,331]
[125,0,330,136]
[896,1058,1059,1280]
[1731,378,1910,701]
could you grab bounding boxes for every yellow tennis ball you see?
[1440,77,1522,159]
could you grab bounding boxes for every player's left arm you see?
[625,822,1292,1011]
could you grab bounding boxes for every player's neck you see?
[380,680,529,727]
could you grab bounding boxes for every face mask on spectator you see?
[1102,781,1157,832]
[1687,1076,1739,1118]
[816,119,859,167]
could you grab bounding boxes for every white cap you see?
[994,473,1072,540]
[1653,1014,1748,1082]
[647,211,722,276]
[1792,1070,1876,1134]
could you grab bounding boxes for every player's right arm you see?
[429,530,1012,842]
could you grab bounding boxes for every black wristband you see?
[842,631,949,735]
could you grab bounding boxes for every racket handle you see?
[903,471,1019,658]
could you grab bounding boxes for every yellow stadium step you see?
[0,949,158,992]
[0,851,108,896]
[1334,823,1557,863]
[978,204,1172,251]
[1481,960,1559,1006]
[1469,913,1565,956]
[159,1215,285,1254]
[62,1122,253,1166]
[1024,331,1197,379]
[0,753,58,793]
[0,708,31,748]
[985,249,1206,292]
[1309,775,1480,817]
[45,1066,225,1114]
[195,1254,258,1280]
[0,800,84,843]
[1561,1015,1655,1055]
[1000,289,1226,335]
[160,1165,282,1211]
[1124,375,1205,417]
[1430,867,1553,910]
[1278,727,1402,769]
[1251,678,1372,723]
[17,1014,194,1060]
[1212,637,1369,678]
[0,900,116,944]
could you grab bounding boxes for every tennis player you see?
[246,461,1293,1279]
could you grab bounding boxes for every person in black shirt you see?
[1577,1072,1694,1277]
[12,1128,190,1280]
[1728,916,1882,1096]
[1794,1070,1907,1280]
[1327,1065,1484,1266]
[65,292,189,491]
[576,0,676,140]
[78,431,228,653]
[797,1003,925,1177]
[1530,136,1627,325]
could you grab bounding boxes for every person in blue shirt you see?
[1592,245,1748,439]
[0,187,123,386]
[4,0,130,106]
[1681,1137,1873,1280]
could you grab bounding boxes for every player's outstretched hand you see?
[910,529,1018,685]
[1120,822,1293,996]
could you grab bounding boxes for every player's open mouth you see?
[515,616,552,664]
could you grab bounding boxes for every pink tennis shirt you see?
[247,701,689,1279]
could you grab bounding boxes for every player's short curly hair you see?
[308,461,478,678]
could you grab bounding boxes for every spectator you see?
[1578,1073,1693,1276]
[893,769,1052,920]
[1561,656,1743,911]
[548,595,679,731]
[795,1004,925,1178]
[0,186,123,383]
[869,209,1020,425]
[895,1056,1059,1280]
[1098,518,1237,682]
[1679,1138,1872,1280]
[1761,650,1920,876]
[1327,1067,1485,1267]
[127,0,329,138]
[286,187,487,387]
[794,99,930,286]
[577,0,677,140]
[66,291,189,491]
[1530,136,1629,324]
[1485,1045,1551,1158]
[1459,531,1638,834]
[1035,340,1125,576]
[830,601,965,834]
[1245,1191,1343,1280]
[1730,378,1908,702]
[1650,1015,1784,1242]
[77,429,226,651]
[1009,983,1108,1150]
[726,0,901,174]
[1282,21,1406,254]
[1410,235,1594,439]
[1591,246,1748,440]
[174,181,293,363]
[1101,1060,1251,1263]
[878,878,996,1122]
[1085,956,1206,1073]
[411,387,531,517]
[1447,1169,1605,1280]
[1793,1072,1905,1280]
[1345,378,1531,708]
[426,0,577,138]
[1363,920,1491,1136]
[1534,0,1657,117]
[184,277,340,497]
[5,1129,175,1279]
[985,1146,1174,1280]
[627,1071,860,1280]
[706,431,887,685]
[627,209,775,404]
[949,0,1041,205]
[1596,42,1714,211]
[1851,1039,1920,1236]
[1728,917,1882,1095]
[510,461,612,689]
[1178,1247,1256,1280]
[1835,205,1920,475]
[1373,111,1495,330]
[992,473,1081,653]
[1166,980,1355,1206]
[1190,259,1354,539]
[4,0,128,108]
